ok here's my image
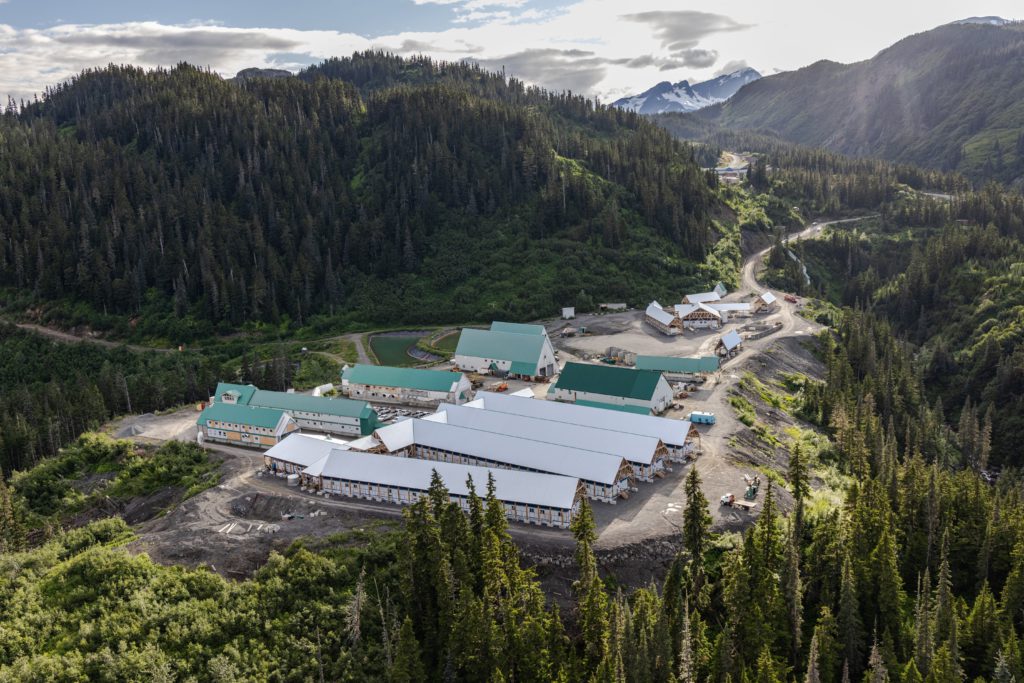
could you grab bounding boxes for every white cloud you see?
[0,1,1021,104]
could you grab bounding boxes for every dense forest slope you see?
[0,53,723,340]
[670,21,1024,184]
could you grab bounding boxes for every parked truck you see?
[688,410,716,425]
[720,493,757,510]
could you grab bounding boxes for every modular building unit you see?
[196,402,298,449]
[550,362,674,414]
[635,355,720,377]
[304,451,584,528]
[212,382,379,437]
[369,417,633,503]
[426,402,668,482]
[341,364,473,407]
[466,391,701,461]
[262,432,352,475]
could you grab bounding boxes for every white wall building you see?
[305,451,584,528]
[454,322,558,378]
[362,417,634,503]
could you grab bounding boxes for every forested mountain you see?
[0,53,721,340]
[668,21,1024,185]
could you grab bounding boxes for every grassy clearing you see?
[728,394,756,426]
[10,433,221,525]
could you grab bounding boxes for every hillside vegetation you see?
[0,53,724,341]
[668,22,1024,185]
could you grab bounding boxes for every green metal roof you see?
[575,400,652,415]
[489,321,547,336]
[213,382,257,405]
[455,328,547,367]
[250,390,376,420]
[342,364,463,393]
[509,361,539,376]
[635,355,720,374]
[197,402,286,429]
[554,362,665,401]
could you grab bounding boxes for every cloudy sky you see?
[1,0,1019,103]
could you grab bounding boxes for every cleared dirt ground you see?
[109,220,843,578]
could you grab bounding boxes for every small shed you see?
[717,330,743,356]
[561,307,576,320]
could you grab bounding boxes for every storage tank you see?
[287,473,300,487]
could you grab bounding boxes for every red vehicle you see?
[784,294,799,304]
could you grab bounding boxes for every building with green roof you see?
[341,365,473,407]
[210,382,378,436]
[489,321,549,337]
[248,390,378,436]
[196,402,298,449]
[550,362,673,414]
[635,355,720,375]
[454,325,557,378]
[213,382,258,405]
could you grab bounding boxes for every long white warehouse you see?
[426,402,668,482]
[465,391,701,461]
[358,418,633,503]
[304,451,584,529]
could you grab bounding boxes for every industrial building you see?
[354,418,634,503]
[549,362,674,414]
[684,283,727,304]
[212,382,379,437]
[707,302,752,323]
[465,391,701,461]
[635,355,720,377]
[453,322,558,378]
[718,330,744,357]
[673,303,723,330]
[644,301,680,335]
[426,402,669,481]
[303,451,584,528]
[196,402,298,448]
[262,433,351,474]
[754,291,778,312]
[340,365,472,407]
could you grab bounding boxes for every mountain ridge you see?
[611,67,761,115]
[668,21,1024,184]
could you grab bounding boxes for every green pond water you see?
[369,334,421,366]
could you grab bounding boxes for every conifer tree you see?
[838,550,865,676]
[789,442,810,539]
[682,466,712,593]
[391,616,426,683]
[571,498,609,678]
[678,597,696,683]
[865,637,888,683]
[805,633,821,683]
[784,520,804,668]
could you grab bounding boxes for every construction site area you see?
[108,223,834,585]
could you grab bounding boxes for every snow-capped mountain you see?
[612,67,761,115]
[953,16,1011,26]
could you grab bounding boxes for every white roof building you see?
[720,329,743,352]
[313,450,583,512]
[426,402,667,479]
[760,291,777,306]
[645,301,677,327]
[374,418,629,485]
[464,391,698,459]
[675,302,722,318]
[709,303,752,313]
[684,291,722,304]
[263,433,352,471]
